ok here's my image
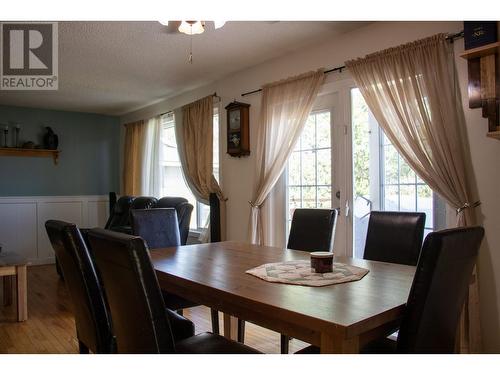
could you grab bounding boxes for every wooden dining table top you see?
[151,241,415,351]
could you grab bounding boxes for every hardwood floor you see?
[0,265,308,354]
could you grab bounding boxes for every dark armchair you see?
[156,197,194,246]
[104,195,135,232]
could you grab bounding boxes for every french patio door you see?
[284,85,352,256]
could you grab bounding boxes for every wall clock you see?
[225,101,250,157]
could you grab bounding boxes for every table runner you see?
[246,260,369,287]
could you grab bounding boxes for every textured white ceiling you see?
[0,21,371,116]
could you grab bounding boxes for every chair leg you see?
[78,340,89,354]
[281,334,290,354]
[176,309,184,316]
[210,309,219,335]
[237,319,245,343]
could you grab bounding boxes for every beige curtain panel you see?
[176,95,226,241]
[122,119,146,195]
[346,33,481,353]
[249,69,325,245]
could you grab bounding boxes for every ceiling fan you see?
[159,21,226,35]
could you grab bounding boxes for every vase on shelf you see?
[43,127,58,150]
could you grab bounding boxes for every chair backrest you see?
[45,220,114,353]
[130,196,158,210]
[156,197,194,245]
[363,211,426,266]
[105,195,135,230]
[131,208,181,249]
[287,209,338,252]
[88,228,175,354]
[397,226,484,353]
[108,191,117,215]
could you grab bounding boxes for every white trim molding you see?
[0,195,109,265]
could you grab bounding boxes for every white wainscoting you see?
[0,195,109,265]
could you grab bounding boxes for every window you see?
[351,88,444,258]
[287,111,332,230]
[380,131,435,236]
[160,109,219,231]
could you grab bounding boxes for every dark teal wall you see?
[0,105,120,196]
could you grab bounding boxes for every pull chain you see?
[188,24,193,64]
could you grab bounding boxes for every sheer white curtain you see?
[249,69,325,245]
[346,33,481,353]
[141,115,163,197]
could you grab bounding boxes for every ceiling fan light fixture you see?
[213,21,226,29]
[178,21,205,35]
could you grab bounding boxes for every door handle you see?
[345,200,350,217]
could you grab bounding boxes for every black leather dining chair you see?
[130,208,220,335]
[239,208,338,354]
[131,208,181,249]
[45,220,115,354]
[87,228,260,354]
[363,211,426,266]
[287,209,338,252]
[296,226,485,354]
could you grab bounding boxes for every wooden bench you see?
[0,252,28,322]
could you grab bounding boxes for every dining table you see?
[151,241,416,354]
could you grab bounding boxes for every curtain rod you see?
[158,92,220,117]
[241,31,464,98]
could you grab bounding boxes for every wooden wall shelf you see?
[460,40,500,138]
[0,148,60,165]
[460,41,500,60]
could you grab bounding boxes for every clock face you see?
[229,110,241,130]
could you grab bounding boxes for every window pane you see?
[301,151,316,186]
[317,149,331,186]
[384,185,399,211]
[384,145,398,184]
[302,186,316,208]
[289,187,301,217]
[288,152,301,186]
[317,186,332,208]
[301,116,316,150]
[287,110,332,230]
[316,112,331,148]
[416,173,425,184]
[417,185,434,228]
[399,157,415,184]
[199,203,210,228]
[382,131,391,146]
[400,185,416,212]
